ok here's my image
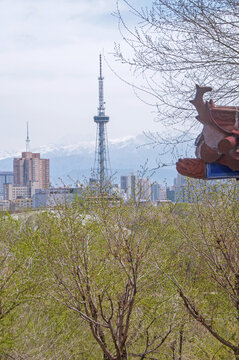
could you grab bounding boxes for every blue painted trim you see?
[206,163,239,179]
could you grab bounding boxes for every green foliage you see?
[1,182,239,359]
[168,179,239,359]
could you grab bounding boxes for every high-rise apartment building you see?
[138,178,151,201]
[13,152,50,189]
[120,173,137,200]
[151,182,160,202]
[120,176,127,192]
[151,182,167,202]
[0,171,13,199]
[121,174,154,202]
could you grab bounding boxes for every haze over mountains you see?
[0,135,177,186]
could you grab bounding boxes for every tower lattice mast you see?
[93,55,111,187]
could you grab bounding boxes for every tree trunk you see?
[178,324,184,360]
[120,346,128,360]
[234,349,239,360]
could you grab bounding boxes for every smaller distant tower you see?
[26,122,30,152]
[93,54,111,188]
[13,127,50,189]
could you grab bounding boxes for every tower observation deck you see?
[93,55,111,187]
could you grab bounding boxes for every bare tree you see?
[167,180,239,360]
[32,194,178,360]
[114,0,239,153]
[0,215,34,359]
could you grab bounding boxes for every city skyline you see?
[0,0,161,154]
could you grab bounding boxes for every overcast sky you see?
[0,0,161,155]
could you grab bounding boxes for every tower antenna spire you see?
[93,54,111,188]
[26,122,30,152]
[100,53,102,78]
[98,53,105,116]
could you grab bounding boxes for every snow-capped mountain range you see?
[0,134,177,186]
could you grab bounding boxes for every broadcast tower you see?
[93,55,111,187]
